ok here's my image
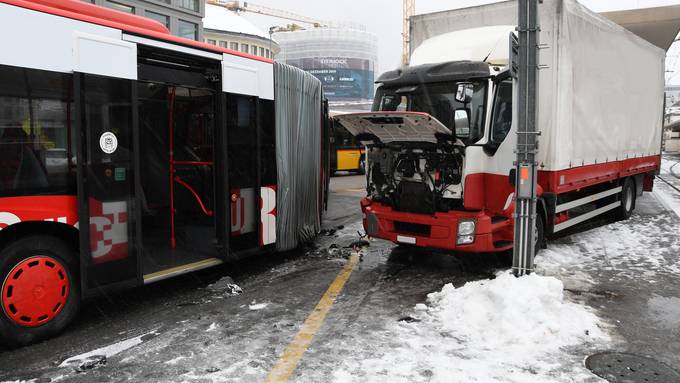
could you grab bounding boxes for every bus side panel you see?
[0,196,78,230]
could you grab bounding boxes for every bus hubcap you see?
[2,256,69,327]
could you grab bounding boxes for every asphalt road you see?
[0,171,679,382]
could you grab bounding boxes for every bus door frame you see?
[135,47,228,262]
[74,72,143,298]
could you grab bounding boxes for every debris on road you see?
[75,355,106,373]
[207,276,243,297]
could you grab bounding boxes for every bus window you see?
[0,65,75,197]
[227,94,259,251]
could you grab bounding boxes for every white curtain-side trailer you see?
[335,0,664,253]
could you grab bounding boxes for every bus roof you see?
[1,0,273,64]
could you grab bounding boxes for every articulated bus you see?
[0,0,329,346]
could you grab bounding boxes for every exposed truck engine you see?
[367,141,464,214]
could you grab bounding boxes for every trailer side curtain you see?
[274,62,323,251]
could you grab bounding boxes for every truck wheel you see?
[534,212,545,256]
[0,235,80,348]
[615,178,636,221]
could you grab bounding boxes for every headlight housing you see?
[457,220,476,236]
[456,220,476,245]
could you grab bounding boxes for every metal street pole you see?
[512,0,539,277]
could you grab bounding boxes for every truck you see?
[335,0,664,254]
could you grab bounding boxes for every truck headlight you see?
[457,220,476,236]
[456,220,476,245]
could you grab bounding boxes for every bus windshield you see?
[374,80,487,143]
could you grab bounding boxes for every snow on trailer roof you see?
[2,0,273,64]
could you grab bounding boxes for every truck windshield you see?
[374,80,487,143]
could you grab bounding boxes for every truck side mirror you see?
[455,82,474,103]
[454,108,471,137]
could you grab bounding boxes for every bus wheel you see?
[0,235,80,348]
[358,156,366,175]
[615,178,636,221]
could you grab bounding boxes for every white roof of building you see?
[602,5,680,51]
[203,4,270,40]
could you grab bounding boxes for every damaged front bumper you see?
[360,198,512,252]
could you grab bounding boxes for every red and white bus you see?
[0,0,329,346]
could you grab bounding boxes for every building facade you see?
[274,28,378,102]
[202,4,279,60]
[666,85,680,107]
[86,0,204,41]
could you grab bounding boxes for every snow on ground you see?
[332,272,610,383]
[58,331,158,368]
[330,172,680,383]
[656,158,680,217]
[248,302,269,310]
[537,213,680,284]
[537,191,680,290]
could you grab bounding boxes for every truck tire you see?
[615,178,636,221]
[534,211,545,256]
[0,235,80,348]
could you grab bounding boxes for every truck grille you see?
[394,181,435,214]
[394,221,431,236]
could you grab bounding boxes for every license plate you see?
[397,235,416,244]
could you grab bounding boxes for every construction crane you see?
[403,0,415,65]
[207,0,328,28]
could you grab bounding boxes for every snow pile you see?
[333,272,609,382]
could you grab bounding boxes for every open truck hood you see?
[334,112,453,144]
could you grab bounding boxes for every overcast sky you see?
[241,0,680,84]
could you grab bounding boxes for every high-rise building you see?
[86,0,204,41]
[274,28,378,103]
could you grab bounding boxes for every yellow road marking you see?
[264,253,361,383]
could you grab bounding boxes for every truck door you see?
[75,73,140,295]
